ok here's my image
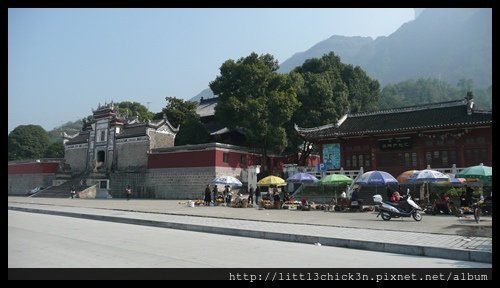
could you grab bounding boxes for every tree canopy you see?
[157,97,199,127]
[116,101,155,121]
[210,52,301,170]
[44,141,65,158]
[174,117,210,146]
[8,125,51,160]
[288,52,380,164]
[157,96,209,145]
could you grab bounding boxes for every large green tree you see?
[157,97,199,127]
[289,52,380,165]
[210,52,301,171]
[44,141,65,158]
[8,125,50,160]
[157,96,209,145]
[175,117,210,146]
[116,101,155,121]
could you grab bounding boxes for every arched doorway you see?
[97,150,105,163]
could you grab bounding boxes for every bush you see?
[447,187,464,198]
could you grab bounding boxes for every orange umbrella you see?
[397,170,420,183]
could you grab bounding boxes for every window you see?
[426,152,432,164]
[358,155,364,168]
[99,130,106,142]
[442,150,448,166]
[449,150,457,165]
[364,156,370,168]
[412,152,418,167]
[433,151,440,159]
[352,155,357,168]
[223,153,229,163]
[346,158,351,168]
[404,153,410,167]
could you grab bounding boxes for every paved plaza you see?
[8,196,492,263]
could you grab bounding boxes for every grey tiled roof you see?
[65,131,90,145]
[196,97,217,118]
[115,124,148,139]
[296,100,492,140]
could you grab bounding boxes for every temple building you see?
[63,102,179,173]
[295,93,492,176]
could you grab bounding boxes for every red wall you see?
[148,148,319,170]
[148,150,216,168]
[214,150,260,168]
[8,162,59,174]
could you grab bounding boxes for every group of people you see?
[203,184,264,206]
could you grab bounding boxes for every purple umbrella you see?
[287,172,318,183]
[355,170,398,186]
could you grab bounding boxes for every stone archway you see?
[97,150,105,163]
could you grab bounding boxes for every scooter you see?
[373,190,422,221]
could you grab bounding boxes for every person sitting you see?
[301,197,308,206]
[389,191,401,203]
[459,191,468,208]
[350,186,363,211]
[435,192,450,214]
[350,186,359,202]
[465,185,474,207]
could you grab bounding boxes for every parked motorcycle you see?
[373,190,423,221]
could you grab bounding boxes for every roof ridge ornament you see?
[466,91,475,115]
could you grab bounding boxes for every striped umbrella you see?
[397,170,420,183]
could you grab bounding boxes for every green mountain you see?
[279,8,492,89]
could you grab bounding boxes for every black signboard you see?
[378,137,413,150]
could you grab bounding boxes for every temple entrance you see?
[97,151,105,163]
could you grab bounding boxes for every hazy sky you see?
[8,8,414,133]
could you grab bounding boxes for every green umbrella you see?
[319,174,353,185]
[456,163,492,182]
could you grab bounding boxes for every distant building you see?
[7,101,319,198]
[295,93,492,176]
[63,102,179,173]
[196,97,247,146]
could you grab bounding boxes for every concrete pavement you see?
[8,197,492,263]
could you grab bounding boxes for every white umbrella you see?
[410,169,450,183]
[210,176,243,187]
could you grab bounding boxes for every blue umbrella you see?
[210,176,243,187]
[287,172,318,183]
[355,170,398,186]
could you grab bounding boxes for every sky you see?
[8,8,415,133]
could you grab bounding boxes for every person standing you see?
[248,185,254,204]
[224,186,231,206]
[465,185,474,207]
[126,185,132,200]
[255,185,261,205]
[212,185,218,204]
[204,184,212,206]
[70,185,76,199]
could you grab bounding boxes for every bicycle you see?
[473,197,492,223]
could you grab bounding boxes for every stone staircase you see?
[31,174,89,198]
